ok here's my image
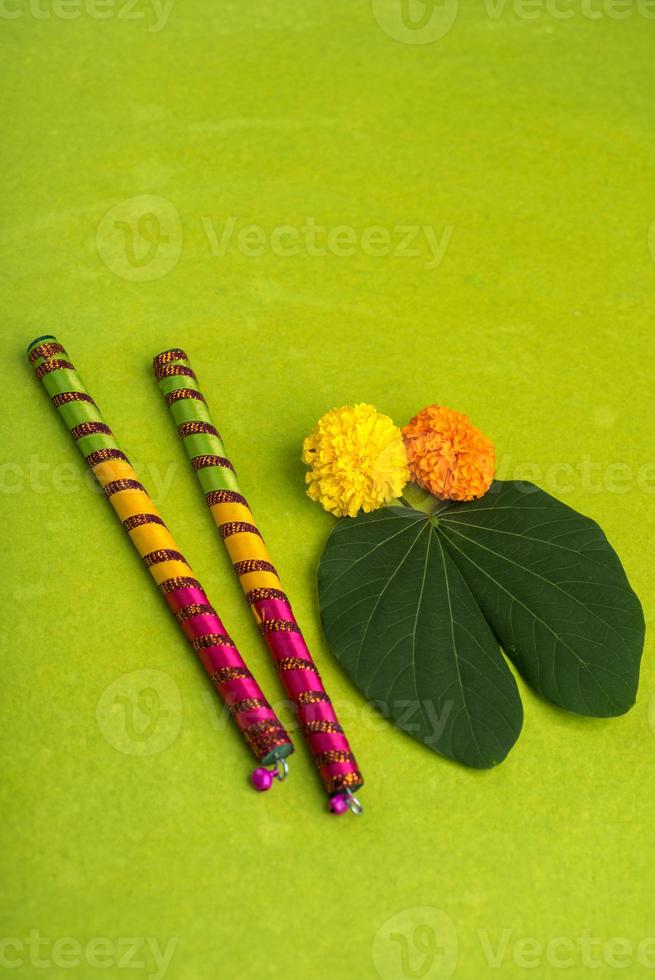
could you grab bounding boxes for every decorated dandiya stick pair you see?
[27,336,293,789]
[152,349,364,815]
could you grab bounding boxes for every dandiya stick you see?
[28,336,293,788]
[153,348,364,815]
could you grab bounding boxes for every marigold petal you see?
[302,403,409,517]
[402,405,495,501]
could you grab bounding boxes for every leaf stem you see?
[400,482,441,516]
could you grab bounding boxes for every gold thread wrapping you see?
[209,666,253,684]
[143,549,186,567]
[221,521,262,540]
[154,363,196,382]
[35,358,75,379]
[325,771,363,794]
[246,587,288,604]
[153,348,189,367]
[191,454,234,473]
[52,391,95,408]
[233,559,277,576]
[158,576,203,595]
[71,421,112,440]
[165,387,205,406]
[295,691,330,705]
[274,655,318,672]
[229,698,268,714]
[175,603,217,622]
[179,421,221,439]
[191,633,237,651]
[206,489,246,506]
[86,448,128,467]
[302,720,344,735]
[261,620,301,635]
[29,342,66,363]
[104,479,146,497]
[123,513,165,531]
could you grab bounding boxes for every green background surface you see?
[1,3,654,978]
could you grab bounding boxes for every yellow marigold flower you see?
[302,403,409,518]
[403,405,495,501]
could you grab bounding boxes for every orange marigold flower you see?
[402,405,495,501]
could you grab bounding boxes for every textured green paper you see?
[1,4,654,979]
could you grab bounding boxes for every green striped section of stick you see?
[27,336,120,458]
[155,358,241,496]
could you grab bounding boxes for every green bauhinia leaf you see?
[318,481,644,768]
[437,481,644,717]
[318,507,523,768]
